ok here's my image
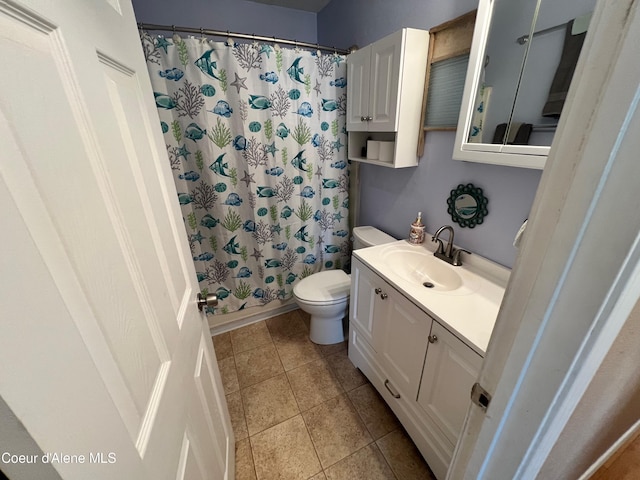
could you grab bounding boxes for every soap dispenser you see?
[409,212,425,244]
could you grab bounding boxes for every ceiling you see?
[246,0,331,13]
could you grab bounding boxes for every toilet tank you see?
[352,226,397,250]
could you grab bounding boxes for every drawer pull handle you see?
[384,379,401,399]
[428,334,438,344]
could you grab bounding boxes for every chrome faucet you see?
[432,225,470,266]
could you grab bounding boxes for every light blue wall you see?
[319,0,543,268]
[131,0,318,44]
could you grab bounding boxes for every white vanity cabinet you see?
[349,257,482,480]
[346,28,429,168]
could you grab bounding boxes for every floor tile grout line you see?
[374,429,403,480]
[219,312,430,479]
[271,317,327,478]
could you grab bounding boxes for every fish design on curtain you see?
[141,32,350,314]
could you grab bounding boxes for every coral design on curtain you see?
[141,32,349,314]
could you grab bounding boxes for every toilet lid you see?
[293,270,350,303]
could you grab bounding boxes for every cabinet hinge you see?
[471,382,491,411]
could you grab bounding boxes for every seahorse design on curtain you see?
[141,32,349,314]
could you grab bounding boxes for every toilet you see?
[293,226,397,344]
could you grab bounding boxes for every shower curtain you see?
[141,32,349,314]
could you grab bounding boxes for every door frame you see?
[448,0,640,478]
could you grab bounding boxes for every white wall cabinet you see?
[346,28,429,168]
[453,0,594,169]
[349,257,482,480]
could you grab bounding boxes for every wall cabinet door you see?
[368,31,402,131]
[417,321,483,446]
[346,46,371,131]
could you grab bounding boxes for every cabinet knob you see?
[428,334,438,344]
[360,116,366,122]
[367,116,373,121]
[380,293,388,300]
[375,288,382,294]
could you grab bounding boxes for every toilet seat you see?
[293,270,350,305]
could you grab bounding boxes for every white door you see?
[0,1,233,479]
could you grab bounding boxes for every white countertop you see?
[353,239,510,356]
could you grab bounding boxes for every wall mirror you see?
[453,0,596,169]
[447,183,488,228]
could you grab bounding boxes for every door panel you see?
[378,287,430,400]
[0,1,233,478]
[369,30,402,130]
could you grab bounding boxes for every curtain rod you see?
[137,22,352,55]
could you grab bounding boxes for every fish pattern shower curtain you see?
[141,32,349,314]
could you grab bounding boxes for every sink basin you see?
[383,249,463,291]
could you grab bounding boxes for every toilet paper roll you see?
[366,140,380,160]
[378,141,394,163]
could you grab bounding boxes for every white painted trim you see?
[209,300,299,336]
[515,82,640,477]
[578,419,640,480]
[448,1,640,478]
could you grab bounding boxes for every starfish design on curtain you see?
[240,170,255,187]
[231,72,248,93]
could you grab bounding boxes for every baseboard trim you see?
[209,299,299,336]
[579,418,640,479]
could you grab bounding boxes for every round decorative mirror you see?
[447,183,489,228]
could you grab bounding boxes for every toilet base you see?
[309,312,347,345]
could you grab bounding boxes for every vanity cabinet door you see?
[417,321,483,446]
[349,258,382,347]
[376,284,431,401]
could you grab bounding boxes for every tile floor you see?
[212,309,436,480]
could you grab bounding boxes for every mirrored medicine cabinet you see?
[453,0,596,169]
